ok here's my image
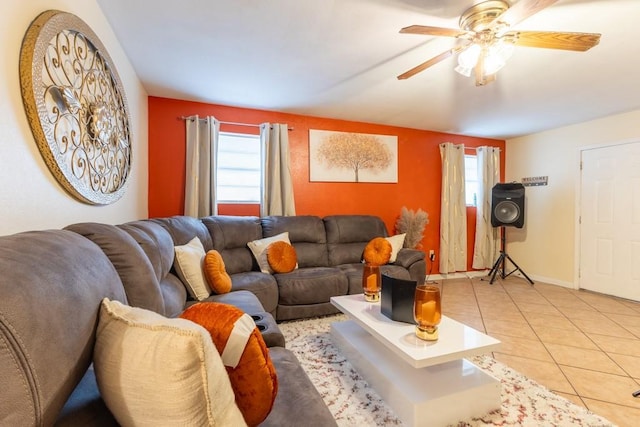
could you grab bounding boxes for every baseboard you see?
[426,270,577,289]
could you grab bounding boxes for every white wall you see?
[0,0,147,235]
[505,109,640,287]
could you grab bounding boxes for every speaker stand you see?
[488,227,534,285]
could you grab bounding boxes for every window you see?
[217,132,261,203]
[464,154,478,206]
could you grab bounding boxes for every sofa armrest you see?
[393,248,425,268]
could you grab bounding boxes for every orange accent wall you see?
[148,96,505,272]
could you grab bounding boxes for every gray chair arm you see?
[394,248,425,268]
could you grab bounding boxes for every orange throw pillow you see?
[266,241,297,273]
[363,237,392,266]
[203,250,232,294]
[180,303,278,427]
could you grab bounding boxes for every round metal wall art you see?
[19,10,132,205]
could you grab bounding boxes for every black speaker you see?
[491,183,525,228]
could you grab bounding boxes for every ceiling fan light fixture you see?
[483,40,515,75]
[455,44,481,77]
[397,0,601,84]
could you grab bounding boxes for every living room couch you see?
[0,214,425,425]
[194,214,426,321]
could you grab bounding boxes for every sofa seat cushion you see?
[260,347,337,427]
[229,272,279,315]
[276,267,348,306]
[335,263,366,295]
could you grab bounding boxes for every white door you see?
[579,141,640,301]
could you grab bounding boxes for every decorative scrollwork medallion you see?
[20,10,132,205]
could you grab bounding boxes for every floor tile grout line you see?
[472,278,606,405]
[469,276,490,336]
[496,278,582,398]
[511,280,637,383]
[451,276,640,421]
[600,313,640,341]
[544,291,640,381]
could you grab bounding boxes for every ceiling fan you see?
[397,0,601,86]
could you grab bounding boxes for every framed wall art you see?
[19,10,132,205]
[309,130,397,183]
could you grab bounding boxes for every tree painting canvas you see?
[309,130,398,183]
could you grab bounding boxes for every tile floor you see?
[440,275,640,427]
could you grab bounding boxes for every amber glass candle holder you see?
[413,284,442,341]
[362,263,381,302]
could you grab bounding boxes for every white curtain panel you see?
[184,115,220,217]
[439,142,467,273]
[260,123,296,216]
[472,146,501,269]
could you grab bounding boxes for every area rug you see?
[278,314,615,427]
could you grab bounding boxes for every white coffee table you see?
[330,294,501,427]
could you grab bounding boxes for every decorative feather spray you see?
[395,207,429,249]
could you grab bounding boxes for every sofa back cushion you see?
[0,230,126,426]
[66,222,166,315]
[324,215,389,265]
[151,215,214,249]
[202,216,263,275]
[261,216,329,267]
[119,220,188,318]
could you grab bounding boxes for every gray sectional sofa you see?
[0,214,425,425]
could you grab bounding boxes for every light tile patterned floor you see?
[440,276,640,427]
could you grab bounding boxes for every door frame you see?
[574,137,640,291]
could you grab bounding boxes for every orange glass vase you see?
[413,284,442,340]
[362,263,381,302]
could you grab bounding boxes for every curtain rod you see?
[463,146,501,152]
[179,116,293,131]
[440,143,501,152]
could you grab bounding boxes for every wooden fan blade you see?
[510,30,601,51]
[491,0,559,29]
[397,45,467,80]
[400,25,471,38]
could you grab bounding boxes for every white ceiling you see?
[96,0,640,139]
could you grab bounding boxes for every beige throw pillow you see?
[93,298,247,427]
[247,232,295,274]
[385,233,406,263]
[174,236,211,300]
